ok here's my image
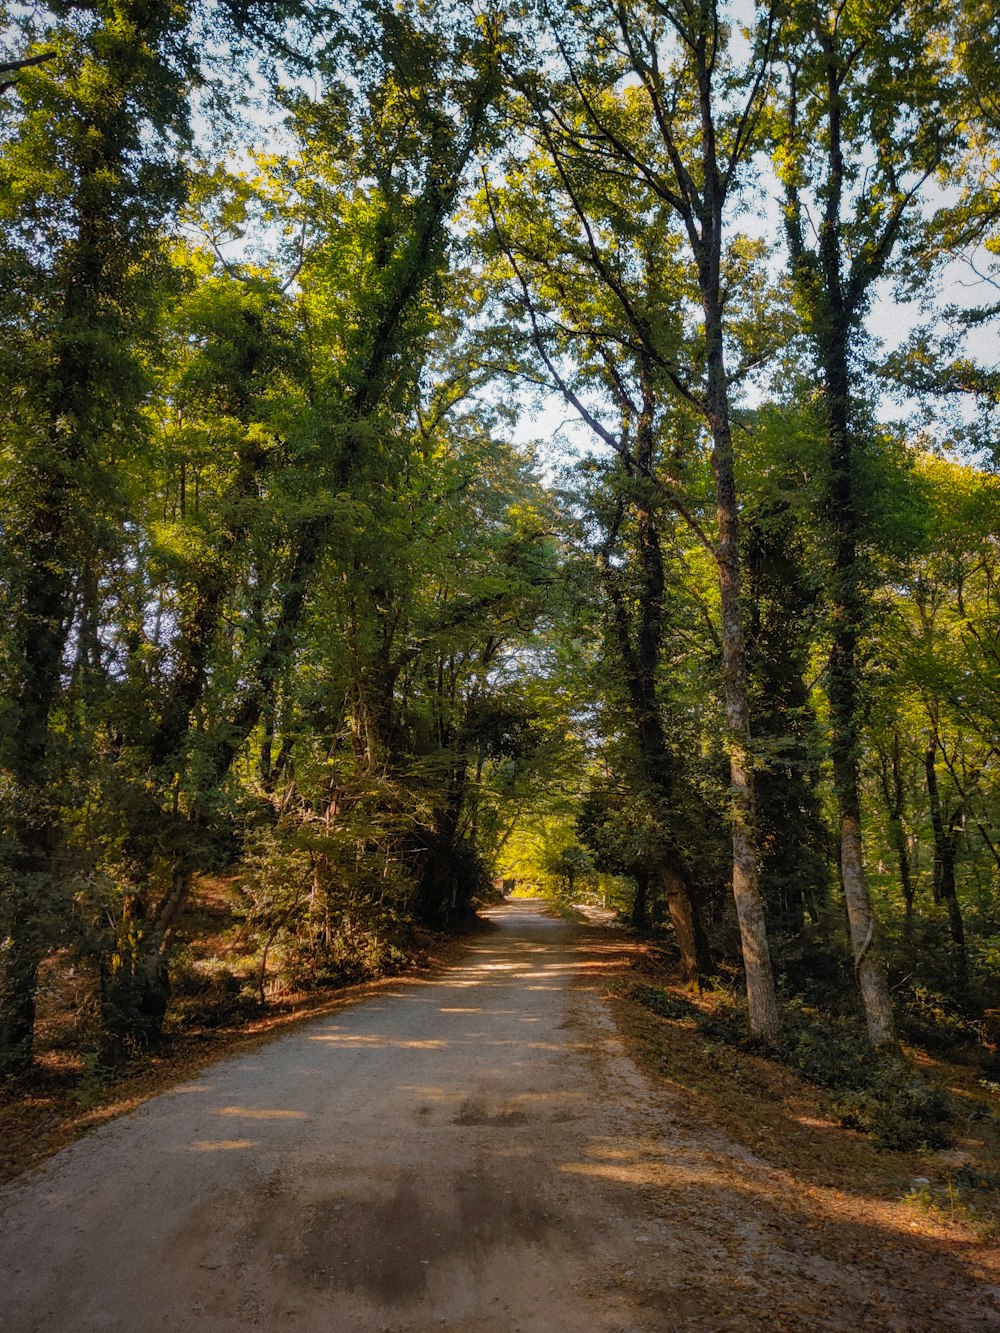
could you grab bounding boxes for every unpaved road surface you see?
[1,901,999,1332]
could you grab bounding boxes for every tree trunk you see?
[877,731,914,957]
[840,811,897,1044]
[891,732,915,932]
[744,507,827,937]
[631,869,650,930]
[704,295,780,1040]
[925,744,968,989]
[0,260,96,1074]
[98,860,193,1066]
[824,337,897,1049]
[0,889,46,1075]
[599,381,714,984]
[658,862,714,984]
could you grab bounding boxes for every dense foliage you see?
[1,0,999,1110]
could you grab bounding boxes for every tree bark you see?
[631,869,651,930]
[658,861,714,984]
[600,427,714,985]
[703,290,780,1039]
[925,743,968,989]
[823,336,897,1048]
[877,730,914,954]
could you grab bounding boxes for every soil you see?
[1,900,999,1331]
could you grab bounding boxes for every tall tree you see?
[0,0,193,1072]
[771,0,955,1046]
[88,3,507,1056]
[493,0,782,1032]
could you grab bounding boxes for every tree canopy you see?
[1,0,999,1088]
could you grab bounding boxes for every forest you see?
[1,0,999,1140]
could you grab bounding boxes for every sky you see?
[511,191,1000,467]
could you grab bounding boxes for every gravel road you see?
[2,899,999,1333]
[0,901,684,1332]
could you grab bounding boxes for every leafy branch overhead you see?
[0,0,999,1104]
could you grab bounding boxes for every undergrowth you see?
[905,1164,1000,1239]
[898,985,991,1059]
[629,980,952,1150]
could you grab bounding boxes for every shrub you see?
[898,985,987,1055]
[776,1000,952,1149]
[830,1062,950,1151]
[234,824,416,998]
[170,958,262,1029]
[632,984,952,1151]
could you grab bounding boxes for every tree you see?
[0,0,508,1067]
[489,0,782,1032]
[90,3,507,1056]
[0,0,193,1072]
[869,453,1000,997]
[742,403,829,942]
[770,0,956,1047]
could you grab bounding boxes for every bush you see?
[170,958,262,1029]
[830,1062,950,1151]
[233,824,418,998]
[776,1000,951,1150]
[777,1001,876,1085]
[898,985,987,1055]
[632,984,952,1150]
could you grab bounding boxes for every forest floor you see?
[1,899,1000,1330]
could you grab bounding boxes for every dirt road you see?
[1,901,998,1332]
